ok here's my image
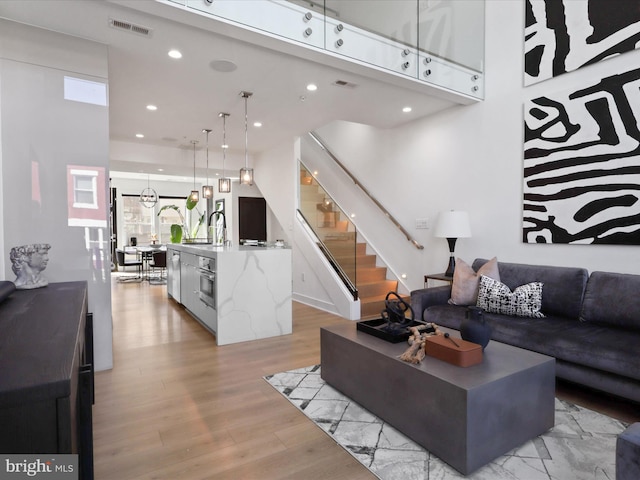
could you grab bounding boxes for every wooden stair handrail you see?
[308,131,424,250]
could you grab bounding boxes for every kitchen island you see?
[166,243,292,345]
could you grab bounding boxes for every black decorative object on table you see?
[357,291,434,343]
[381,291,413,332]
[460,306,492,350]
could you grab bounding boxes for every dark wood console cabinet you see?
[0,281,94,479]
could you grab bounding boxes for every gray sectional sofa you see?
[410,258,640,403]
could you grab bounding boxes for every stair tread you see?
[360,293,409,302]
[357,280,397,287]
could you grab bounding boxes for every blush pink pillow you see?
[448,257,500,306]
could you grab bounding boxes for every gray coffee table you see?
[320,324,555,475]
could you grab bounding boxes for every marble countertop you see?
[166,243,290,256]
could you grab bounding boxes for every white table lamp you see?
[435,210,471,277]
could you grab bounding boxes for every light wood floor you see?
[94,278,639,479]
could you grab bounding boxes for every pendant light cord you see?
[205,130,209,186]
[244,94,248,170]
[222,114,227,176]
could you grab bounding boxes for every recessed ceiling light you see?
[135,133,144,138]
[146,104,157,111]
[168,49,182,59]
[402,106,412,113]
[306,83,318,91]
[253,122,262,127]
[157,168,164,172]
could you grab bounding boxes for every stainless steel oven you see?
[198,256,216,309]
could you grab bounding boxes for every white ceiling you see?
[0,0,471,180]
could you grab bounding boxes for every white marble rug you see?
[264,365,628,480]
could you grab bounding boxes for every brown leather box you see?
[424,335,483,367]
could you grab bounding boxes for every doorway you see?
[238,197,267,242]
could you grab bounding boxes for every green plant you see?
[158,196,205,243]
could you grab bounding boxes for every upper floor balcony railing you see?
[165,0,485,100]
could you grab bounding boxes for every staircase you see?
[326,239,401,319]
[300,168,407,320]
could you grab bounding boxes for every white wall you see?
[110,139,247,177]
[0,19,113,370]
[310,0,640,292]
[254,139,297,245]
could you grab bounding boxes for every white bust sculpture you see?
[10,243,51,290]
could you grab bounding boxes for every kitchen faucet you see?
[208,211,229,246]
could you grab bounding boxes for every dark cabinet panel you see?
[0,281,94,480]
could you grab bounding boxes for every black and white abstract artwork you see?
[525,0,640,86]
[523,66,640,245]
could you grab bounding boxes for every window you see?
[71,169,98,209]
[120,195,187,246]
[122,195,153,246]
[157,197,184,244]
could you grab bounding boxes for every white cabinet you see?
[176,250,217,334]
[167,250,181,302]
[198,301,217,333]
[180,252,198,314]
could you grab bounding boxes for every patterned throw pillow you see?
[476,275,545,318]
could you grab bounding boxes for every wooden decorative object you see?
[425,334,483,367]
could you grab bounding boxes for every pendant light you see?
[139,174,158,208]
[239,91,254,186]
[218,112,231,193]
[190,140,199,203]
[202,129,213,199]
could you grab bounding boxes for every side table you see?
[424,272,453,288]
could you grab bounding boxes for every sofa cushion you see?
[424,304,640,382]
[449,257,499,306]
[472,259,588,319]
[487,314,640,382]
[476,275,544,318]
[580,271,640,330]
[423,304,467,329]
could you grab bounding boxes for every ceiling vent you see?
[333,79,358,89]
[109,18,153,37]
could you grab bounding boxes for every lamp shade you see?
[434,210,471,238]
[240,167,254,186]
[218,177,231,193]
